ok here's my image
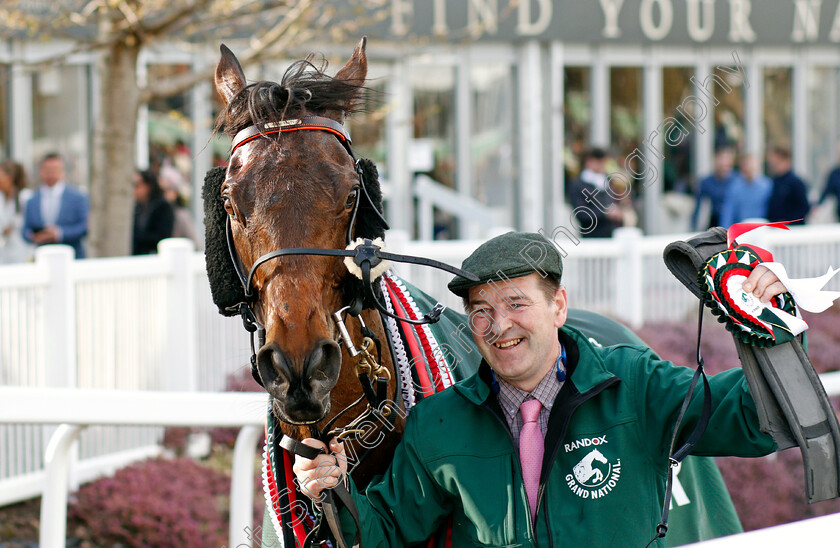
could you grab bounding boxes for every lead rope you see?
[645,300,712,548]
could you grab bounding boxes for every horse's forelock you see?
[217,57,371,137]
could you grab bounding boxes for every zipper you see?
[532,376,621,538]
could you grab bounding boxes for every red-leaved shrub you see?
[635,302,840,531]
[69,458,230,547]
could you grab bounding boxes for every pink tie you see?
[519,398,544,524]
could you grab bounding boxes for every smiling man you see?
[294,231,785,547]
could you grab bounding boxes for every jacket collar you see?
[453,325,617,406]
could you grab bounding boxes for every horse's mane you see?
[217,56,370,135]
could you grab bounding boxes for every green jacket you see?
[341,325,776,547]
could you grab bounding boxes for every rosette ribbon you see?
[701,221,840,347]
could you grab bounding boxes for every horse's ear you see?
[333,37,368,111]
[215,44,247,106]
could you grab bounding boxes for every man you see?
[691,146,738,230]
[719,153,772,228]
[566,147,623,237]
[814,142,840,222]
[22,153,89,258]
[766,145,810,225]
[294,232,786,547]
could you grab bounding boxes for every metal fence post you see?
[229,425,264,545]
[614,227,644,329]
[39,424,85,548]
[159,238,198,391]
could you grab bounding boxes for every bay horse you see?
[210,37,409,460]
[205,38,481,546]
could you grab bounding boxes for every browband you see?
[230,116,351,154]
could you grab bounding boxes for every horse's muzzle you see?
[256,339,342,424]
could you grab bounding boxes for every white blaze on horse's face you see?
[214,39,370,425]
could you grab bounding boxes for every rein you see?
[223,115,476,548]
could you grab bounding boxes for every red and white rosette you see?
[701,222,840,347]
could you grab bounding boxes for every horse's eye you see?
[345,188,359,209]
[224,198,236,219]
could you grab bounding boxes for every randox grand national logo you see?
[565,447,622,500]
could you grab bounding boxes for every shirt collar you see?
[580,168,608,190]
[44,182,66,194]
[496,363,562,423]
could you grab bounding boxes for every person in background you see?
[158,164,201,250]
[766,144,810,225]
[0,160,34,263]
[813,142,840,222]
[719,153,772,228]
[132,169,174,255]
[691,146,737,230]
[22,153,89,259]
[567,147,623,238]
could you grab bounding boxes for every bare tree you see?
[0,0,378,256]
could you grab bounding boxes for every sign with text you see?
[354,0,840,46]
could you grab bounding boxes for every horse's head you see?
[207,39,387,425]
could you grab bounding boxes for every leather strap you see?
[279,433,363,548]
[230,116,351,154]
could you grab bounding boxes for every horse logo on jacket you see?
[573,449,609,486]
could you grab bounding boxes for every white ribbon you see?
[758,262,840,314]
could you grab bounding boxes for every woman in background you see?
[0,160,34,263]
[159,164,201,250]
[132,169,174,255]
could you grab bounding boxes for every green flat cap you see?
[448,231,563,297]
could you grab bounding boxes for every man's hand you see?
[32,226,59,244]
[292,438,348,501]
[742,264,786,303]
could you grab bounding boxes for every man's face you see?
[767,152,789,176]
[714,150,734,175]
[739,155,756,180]
[40,158,65,187]
[467,273,568,391]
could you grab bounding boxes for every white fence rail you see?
[1,224,840,515]
[0,387,267,548]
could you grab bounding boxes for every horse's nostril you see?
[255,343,289,387]
[306,339,342,391]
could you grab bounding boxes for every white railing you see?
[686,512,840,547]
[0,387,267,548]
[0,239,251,506]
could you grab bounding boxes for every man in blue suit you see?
[22,153,89,258]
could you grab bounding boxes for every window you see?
[563,66,590,181]
[610,67,643,162]
[662,67,694,193]
[32,64,90,189]
[763,67,792,159]
[470,63,515,213]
